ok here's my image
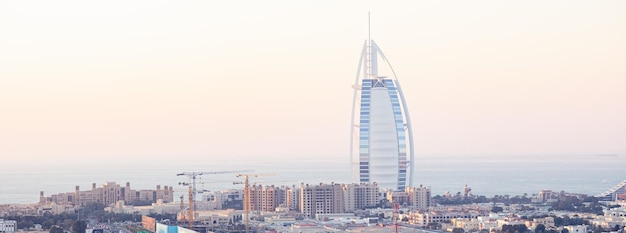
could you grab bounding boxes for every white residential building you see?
[564,225,588,233]
[0,219,17,233]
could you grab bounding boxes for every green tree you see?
[502,224,514,233]
[60,219,74,230]
[452,228,465,233]
[502,224,528,233]
[17,220,34,230]
[612,225,622,231]
[516,224,528,233]
[427,222,440,230]
[42,220,54,229]
[72,220,87,233]
[492,206,504,213]
[50,225,64,233]
[535,224,546,233]
[593,226,604,233]
[554,217,563,227]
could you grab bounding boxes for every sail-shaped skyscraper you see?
[350,20,414,191]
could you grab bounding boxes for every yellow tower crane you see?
[234,173,274,233]
[178,182,194,229]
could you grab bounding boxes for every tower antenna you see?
[368,11,371,46]
[366,12,374,79]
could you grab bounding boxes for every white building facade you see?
[350,24,414,191]
[0,219,17,233]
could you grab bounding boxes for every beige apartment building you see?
[40,181,173,206]
[299,183,344,218]
[248,185,284,212]
[407,185,431,209]
[284,185,298,210]
[343,183,379,212]
[386,185,431,209]
[407,210,480,227]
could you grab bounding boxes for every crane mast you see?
[188,184,193,229]
[177,169,253,229]
[177,170,253,208]
[235,173,274,233]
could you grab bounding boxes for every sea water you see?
[1,154,624,204]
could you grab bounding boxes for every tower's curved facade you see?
[350,36,414,191]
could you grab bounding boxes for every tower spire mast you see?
[368,11,371,48]
[367,12,372,79]
[366,12,378,79]
[367,12,371,79]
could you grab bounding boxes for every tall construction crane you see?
[178,182,194,229]
[177,169,253,229]
[392,203,400,233]
[234,173,274,233]
[177,170,253,208]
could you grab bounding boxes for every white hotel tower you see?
[350,21,414,191]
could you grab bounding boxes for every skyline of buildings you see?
[33,180,434,218]
[350,26,414,191]
[38,181,174,208]
[5,178,626,233]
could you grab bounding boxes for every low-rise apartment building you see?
[0,219,17,233]
[407,210,480,227]
[40,182,174,207]
[386,185,431,210]
[299,183,344,218]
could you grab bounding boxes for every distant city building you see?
[350,24,414,191]
[248,185,284,212]
[537,190,560,202]
[217,189,244,202]
[0,219,17,233]
[386,191,410,206]
[451,218,481,232]
[443,214,535,232]
[299,183,344,218]
[199,192,227,210]
[106,199,180,215]
[590,206,626,229]
[534,189,587,203]
[595,179,626,201]
[386,185,431,209]
[39,181,173,207]
[176,209,243,226]
[564,225,588,233]
[406,185,431,209]
[525,217,555,230]
[343,183,379,212]
[494,217,527,230]
[37,202,76,215]
[407,210,480,227]
[284,185,299,211]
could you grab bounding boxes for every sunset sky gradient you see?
[1,1,625,166]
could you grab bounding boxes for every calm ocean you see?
[1,154,624,204]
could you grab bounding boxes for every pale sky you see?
[1,1,625,166]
